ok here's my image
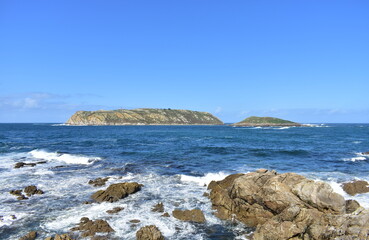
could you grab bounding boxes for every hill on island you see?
[65,108,224,125]
[232,116,301,127]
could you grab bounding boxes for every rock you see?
[346,200,361,213]
[208,170,369,239]
[130,219,141,223]
[136,225,165,240]
[151,202,164,212]
[19,231,37,240]
[172,209,206,223]
[10,189,23,196]
[256,168,268,173]
[203,192,209,197]
[24,185,44,196]
[106,207,124,214]
[362,152,369,155]
[14,162,36,168]
[17,195,29,200]
[45,234,75,240]
[71,217,114,238]
[91,182,142,203]
[342,180,369,196]
[65,108,224,126]
[161,212,170,217]
[88,177,110,187]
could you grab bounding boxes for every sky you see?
[0,0,368,123]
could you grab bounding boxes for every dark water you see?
[0,123,369,239]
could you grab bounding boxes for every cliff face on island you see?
[65,108,224,125]
[232,116,301,127]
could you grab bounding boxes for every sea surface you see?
[1,123,369,239]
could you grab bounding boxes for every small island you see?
[232,116,302,127]
[65,108,224,125]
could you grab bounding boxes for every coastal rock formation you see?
[172,209,206,223]
[136,225,165,240]
[91,182,142,203]
[151,202,164,213]
[232,116,301,127]
[106,207,124,214]
[45,234,75,240]
[10,185,43,200]
[19,231,37,240]
[66,108,223,125]
[70,217,114,238]
[342,180,369,196]
[208,169,369,239]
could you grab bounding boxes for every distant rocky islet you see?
[65,108,302,127]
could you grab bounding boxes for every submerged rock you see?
[136,225,164,240]
[14,162,36,168]
[19,231,37,240]
[208,169,369,239]
[172,209,206,223]
[91,182,142,203]
[88,177,110,187]
[71,217,114,238]
[24,185,44,196]
[342,180,369,196]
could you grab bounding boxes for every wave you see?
[343,152,369,162]
[29,149,101,165]
[179,172,229,186]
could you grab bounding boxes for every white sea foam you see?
[343,153,368,162]
[276,126,290,130]
[29,149,101,165]
[180,172,229,186]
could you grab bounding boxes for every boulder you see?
[45,234,75,240]
[91,182,142,203]
[208,170,369,240]
[172,209,206,223]
[70,217,114,238]
[342,180,369,196]
[88,177,110,187]
[19,231,37,240]
[106,207,124,214]
[136,225,164,240]
[14,162,36,168]
[151,202,164,213]
[24,185,44,196]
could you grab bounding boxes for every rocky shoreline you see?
[11,169,369,240]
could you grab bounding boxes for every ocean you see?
[1,123,369,239]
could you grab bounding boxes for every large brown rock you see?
[19,231,37,240]
[71,217,114,238]
[91,182,142,203]
[172,209,206,223]
[136,225,164,240]
[45,234,75,240]
[342,180,369,196]
[208,169,369,240]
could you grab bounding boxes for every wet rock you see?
[136,225,165,240]
[346,199,361,213]
[14,162,36,168]
[19,231,37,240]
[10,189,23,196]
[342,180,369,196]
[106,207,124,214]
[208,170,369,240]
[88,177,110,187]
[151,202,164,213]
[17,195,29,200]
[203,192,209,197]
[71,217,114,238]
[91,182,142,203]
[362,151,369,155]
[172,209,206,223]
[130,219,141,223]
[45,234,75,240]
[161,212,170,217]
[24,185,44,196]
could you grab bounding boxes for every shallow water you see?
[0,123,369,239]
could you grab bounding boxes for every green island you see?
[232,116,302,127]
[65,108,224,125]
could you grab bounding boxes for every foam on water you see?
[180,172,230,186]
[343,152,369,162]
[29,149,101,165]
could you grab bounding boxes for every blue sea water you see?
[0,123,369,239]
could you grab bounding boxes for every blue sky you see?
[0,1,368,123]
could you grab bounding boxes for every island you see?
[232,116,301,127]
[65,108,224,125]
